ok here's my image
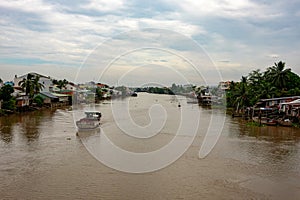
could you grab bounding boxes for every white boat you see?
[76,111,101,130]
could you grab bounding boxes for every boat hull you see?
[278,120,293,127]
[253,117,278,126]
[76,120,100,130]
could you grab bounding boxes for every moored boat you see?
[76,111,101,131]
[278,118,293,127]
[253,117,278,126]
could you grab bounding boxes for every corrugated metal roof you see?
[40,92,59,99]
[52,93,69,97]
[260,96,300,102]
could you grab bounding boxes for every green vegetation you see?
[292,123,300,128]
[246,121,265,127]
[52,79,68,89]
[33,95,44,107]
[95,87,103,100]
[0,84,16,111]
[227,61,300,109]
[148,87,174,95]
[134,84,194,95]
[0,74,46,113]
[19,74,44,98]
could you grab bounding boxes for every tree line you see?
[226,61,300,109]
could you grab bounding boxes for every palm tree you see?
[19,74,44,98]
[232,76,251,111]
[257,81,278,99]
[248,69,263,85]
[19,74,34,98]
[32,75,44,94]
[266,61,291,90]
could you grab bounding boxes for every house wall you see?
[59,96,69,102]
[16,96,29,107]
[65,84,76,91]
[39,77,52,92]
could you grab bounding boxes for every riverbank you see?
[0,104,72,117]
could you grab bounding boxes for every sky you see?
[1,0,300,86]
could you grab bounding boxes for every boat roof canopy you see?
[84,111,101,114]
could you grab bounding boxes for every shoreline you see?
[0,104,72,117]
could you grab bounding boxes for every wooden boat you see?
[253,117,277,126]
[76,127,100,138]
[76,111,101,131]
[278,119,293,127]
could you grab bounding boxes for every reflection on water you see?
[0,94,300,200]
[233,118,300,142]
[223,116,300,177]
[0,110,56,143]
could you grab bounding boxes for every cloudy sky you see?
[1,0,300,86]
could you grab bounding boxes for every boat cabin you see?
[84,111,101,120]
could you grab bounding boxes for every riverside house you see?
[37,92,70,108]
[255,96,300,109]
[14,72,52,92]
[254,96,300,120]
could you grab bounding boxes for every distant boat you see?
[76,111,101,131]
[198,95,212,106]
[197,88,212,106]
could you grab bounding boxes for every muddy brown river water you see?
[0,93,300,199]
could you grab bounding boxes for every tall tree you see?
[19,74,44,98]
[248,69,263,85]
[0,84,16,111]
[257,81,278,99]
[19,74,34,98]
[32,75,44,94]
[232,76,251,110]
[266,61,291,90]
[0,84,14,101]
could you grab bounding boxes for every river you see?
[0,93,300,199]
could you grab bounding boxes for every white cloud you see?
[138,18,206,37]
[0,0,53,13]
[169,0,281,19]
[82,0,124,12]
